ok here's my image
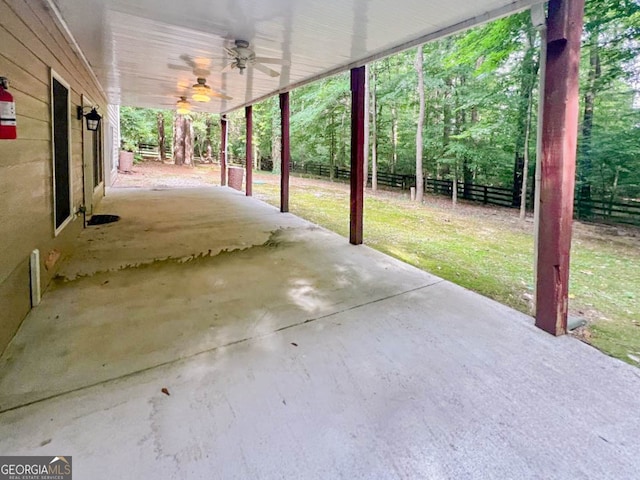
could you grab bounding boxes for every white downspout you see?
[30,249,41,307]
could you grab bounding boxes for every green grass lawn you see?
[254,172,640,366]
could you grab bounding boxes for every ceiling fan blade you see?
[224,47,238,57]
[253,62,280,77]
[253,57,290,66]
[179,54,197,68]
[168,64,192,71]
[193,68,211,77]
[221,62,235,73]
[210,90,233,100]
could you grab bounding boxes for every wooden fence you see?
[137,143,172,158]
[291,162,640,227]
[575,197,640,227]
[294,163,525,206]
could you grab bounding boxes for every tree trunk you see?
[157,112,166,162]
[173,114,185,166]
[329,110,338,181]
[184,116,193,166]
[454,78,471,200]
[330,111,336,181]
[391,105,398,174]
[204,116,213,162]
[339,108,347,170]
[415,46,425,203]
[272,113,282,174]
[520,88,534,220]
[608,166,620,216]
[441,77,453,178]
[512,27,537,206]
[580,29,601,200]
[452,170,458,207]
[363,64,370,189]
[371,66,378,191]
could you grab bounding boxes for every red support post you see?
[245,105,253,196]
[280,92,290,213]
[535,0,585,335]
[350,67,365,245]
[220,115,228,187]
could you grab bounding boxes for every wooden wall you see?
[0,0,107,354]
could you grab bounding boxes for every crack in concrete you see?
[0,279,444,415]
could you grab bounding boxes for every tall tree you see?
[157,111,166,162]
[511,24,537,207]
[390,105,398,174]
[184,116,193,166]
[363,64,370,189]
[204,116,213,162]
[371,64,378,191]
[173,114,185,165]
[172,114,193,166]
[272,113,282,174]
[415,45,425,203]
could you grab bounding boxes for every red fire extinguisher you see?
[0,77,17,140]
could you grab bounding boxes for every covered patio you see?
[2,0,640,477]
[1,186,639,478]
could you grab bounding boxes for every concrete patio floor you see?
[1,186,639,479]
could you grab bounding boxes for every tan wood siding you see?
[0,0,108,354]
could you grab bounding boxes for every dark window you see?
[52,77,71,230]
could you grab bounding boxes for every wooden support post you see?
[280,92,290,213]
[245,106,253,196]
[220,115,228,186]
[535,0,585,336]
[350,66,365,245]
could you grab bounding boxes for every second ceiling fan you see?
[222,39,289,77]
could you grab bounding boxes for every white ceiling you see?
[52,0,539,114]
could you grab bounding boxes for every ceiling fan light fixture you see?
[192,77,212,103]
[176,96,191,115]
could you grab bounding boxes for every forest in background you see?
[120,0,640,208]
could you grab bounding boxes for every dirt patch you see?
[114,162,220,189]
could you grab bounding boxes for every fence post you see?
[484,185,488,205]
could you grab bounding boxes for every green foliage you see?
[589,86,640,198]
[120,106,163,150]
[190,112,220,159]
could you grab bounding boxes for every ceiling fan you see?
[168,54,211,77]
[191,77,232,102]
[222,39,289,77]
[158,96,195,114]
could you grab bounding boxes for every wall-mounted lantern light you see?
[77,105,102,131]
